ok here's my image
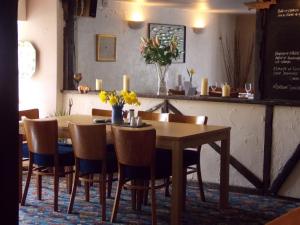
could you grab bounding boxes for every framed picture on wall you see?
[96,34,116,62]
[148,23,186,63]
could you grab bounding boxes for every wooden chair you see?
[21,118,75,211]
[110,127,172,225]
[19,108,39,159]
[91,108,115,198]
[91,108,112,117]
[137,111,169,122]
[67,123,117,221]
[168,113,207,204]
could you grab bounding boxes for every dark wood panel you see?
[0,0,19,223]
[262,0,300,101]
[263,105,274,192]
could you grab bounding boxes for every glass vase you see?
[155,63,169,95]
[111,104,124,124]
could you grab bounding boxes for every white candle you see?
[123,74,130,92]
[200,78,208,95]
[222,83,231,97]
[95,79,103,91]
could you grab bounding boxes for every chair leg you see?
[182,169,187,211]
[196,162,205,202]
[100,172,106,221]
[131,180,137,210]
[107,173,113,198]
[67,168,79,214]
[54,168,59,212]
[136,180,143,211]
[164,177,171,197]
[84,177,90,202]
[111,170,124,223]
[66,166,73,194]
[21,160,33,206]
[36,174,42,200]
[150,177,157,225]
[143,180,149,205]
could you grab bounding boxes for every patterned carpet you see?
[19,175,300,225]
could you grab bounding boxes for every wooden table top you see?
[55,114,230,140]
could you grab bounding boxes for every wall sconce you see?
[193,18,206,34]
[127,11,145,29]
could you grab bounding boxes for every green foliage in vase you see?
[140,35,179,66]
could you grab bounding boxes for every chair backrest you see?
[23,118,58,155]
[92,108,112,117]
[112,126,156,167]
[168,113,208,125]
[19,108,39,120]
[137,111,169,122]
[68,123,107,160]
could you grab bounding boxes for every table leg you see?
[19,135,23,203]
[171,142,183,225]
[220,136,230,209]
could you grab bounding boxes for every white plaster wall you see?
[76,1,255,92]
[62,92,300,198]
[18,0,63,117]
[62,92,264,188]
[272,106,300,198]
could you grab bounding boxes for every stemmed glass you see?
[73,73,82,89]
[211,82,218,92]
[245,83,252,98]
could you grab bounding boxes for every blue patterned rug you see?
[19,175,300,225]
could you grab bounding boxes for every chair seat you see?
[123,149,172,180]
[22,143,29,158]
[183,149,199,167]
[79,150,118,174]
[32,144,74,167]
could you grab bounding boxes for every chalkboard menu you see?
[262,0,300,100]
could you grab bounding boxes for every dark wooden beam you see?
[0,0,19,223]
[270,144,300,195]
[167,100,183,115]
[145,101,165,112]
[62,0,76,90]
[263,105,273,192]
[209,142,264,190]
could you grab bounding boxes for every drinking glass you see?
[211,82,218,92]
[245,83,252,98]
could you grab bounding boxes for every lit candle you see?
[95,79,103,91]
[200,78,208,95]
[222,83,231,97]
[123,74,130,92]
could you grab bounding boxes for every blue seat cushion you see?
[22,143,29,158]
[32,144,74,167]
[183,149,199,167]
[79,150,118,174]
[123,149,172,180]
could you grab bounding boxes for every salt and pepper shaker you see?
[136,117,143,126]
[130,117,137,127]
[128,109,134,122]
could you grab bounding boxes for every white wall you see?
[76,1,255,92]
[62,92,300,198]
[18,0,64,117]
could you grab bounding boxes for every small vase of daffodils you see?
[184,68,196,96]
[99,90,140,124]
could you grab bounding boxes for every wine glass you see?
[73,73,82,89]
[211,82,218,92]
[245,83,252,98]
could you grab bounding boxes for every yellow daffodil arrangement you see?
[99,90,140,124]
[187,67,195,84]
[99,90,140,107]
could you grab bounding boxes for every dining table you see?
[19,114,231,225]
